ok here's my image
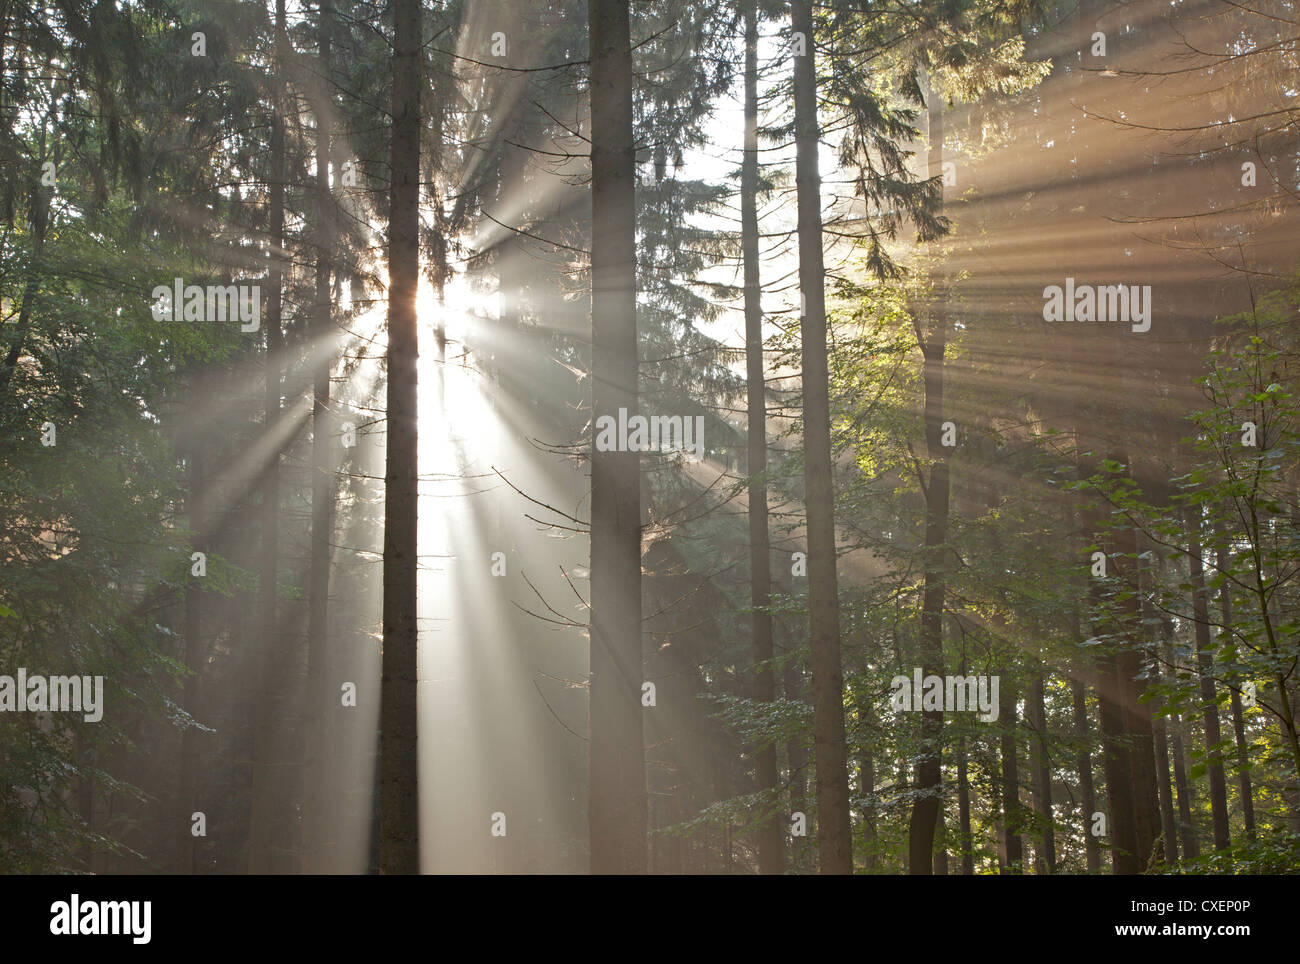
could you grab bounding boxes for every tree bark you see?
[785,656,809,872]
[932,807,949,875]
[1138,548,1179,865]
[1028,674,1055,873]
[1170,710,1199,859]
[177,450,204,875]
[1184,508,1231,851]
[1070,675,1101,872]
[742,1,783,876]
[1217,537,1256,841]
[1083,488,1138,874]
[956,731,973,874]
[249,0,288,875]
[1161,621,1200,861]
[908,73,949,876]
[1113,520,1162,870]
[379,0,421,875]
[790,0,852,876]
[306,0,338,874]
[859,748,876,871]
[1152,711,1178,864]
[587,0,647,874]
[999,677,1022,873]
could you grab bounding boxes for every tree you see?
[380,0,422,875]
[741,0,783,876]
[587,0,647,875]
[305,0,340,874]
[790,0,853,875]
[1184,506,1231,851]
[249,0,289,876]
[906,71,950,876]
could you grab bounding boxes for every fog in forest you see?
[2,0,1298,877]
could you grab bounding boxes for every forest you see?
[0,0,1297,877]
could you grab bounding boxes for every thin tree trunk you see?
[859,749,875,871]
[742,1,782,876]
[177,450,204,875]
[999,676,1022,873]
[249,0,288,875]
[932,807,949,875]
[587,0,646,874]
[1139,545,1179,865]
[785,656,808,873]
[790,0,852,876]
[379,0,421,875]
[1217,538,1256,841]
[1170,710,1199,859]
[908,74,949,876]
[1028,674,1055,873]
[307,0,338,874]
[1184,509,1231,850]
[1152,689,1179,865]
[956,731,973,874]
[1070,675,1101,872]
[1161,623,1200,860]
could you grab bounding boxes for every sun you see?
[416,272,484,352]
[415,270,499,472]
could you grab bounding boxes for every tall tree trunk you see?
[1080,479,1140,874]
[587,0,647,874]
[1070,675,1101,872]
[1185,508,1230,850]
[429,84,450,415]
[308,0,338,874]
[1093,603,1138,870]
[1170,709,1198,859]
[785,656,809,872]
[859,748,876,871]
[249,0,288,875]
[956,731,973,874]
[1287,498,1300,807]
[1028,674,1055,873]
[379,0,421,875]
[177,450,204,875]
[999,677,1022,873]
[952,644,973,875]
[1113,519,1162,870]
[932,808,949,875]
[1161,620,1200,860]
[1152,710,1178,864]
[790,0,851,876]
[1139,547,1179,865]
[908,74,949,876]
[742,2,782,876]
[1217,538,1256,841]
